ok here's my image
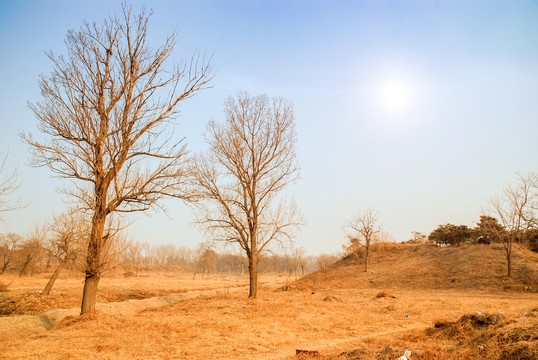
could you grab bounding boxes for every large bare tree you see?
[344,208,381,272]
[22,6,212,314]
[489,172,537,277]
[191,92,302,298]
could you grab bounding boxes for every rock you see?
[413,349,425,357]
[486,312,505,324]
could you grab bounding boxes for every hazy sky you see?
[1,0,537,255]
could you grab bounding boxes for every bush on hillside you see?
[428,224,473,246]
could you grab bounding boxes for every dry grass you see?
[0,270,275,316]
[0,243,537,359]
[0,279,11,292]
[297,243,538,292]
[1,286,535,359]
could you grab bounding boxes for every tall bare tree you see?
[22,5,212,314]
[191,92,302,298]
[489,172,537,277]
[344,208,381,272]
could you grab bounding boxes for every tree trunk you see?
[42,261,65,295]
[364,244,369,272]
[506,237,513,278]
[80,211,106,315]
[248,254,258,299]
[19,255,32,276]
[80,273,100,314]
[1,261,9,274]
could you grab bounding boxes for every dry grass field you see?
[1,243,537,359]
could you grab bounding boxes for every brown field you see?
[1,243,537,359]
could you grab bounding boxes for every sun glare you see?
[377,79,414,115]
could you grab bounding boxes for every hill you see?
[292,243,538,293]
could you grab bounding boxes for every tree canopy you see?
[428,223,473,246]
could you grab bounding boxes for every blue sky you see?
[1,0,537,255]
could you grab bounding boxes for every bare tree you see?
[292,247,307,277]
[0,233,22,274]
[344,208,381,272]
[489,173,537,277]
[410,231,427,243]
[120,240,143,267]
[0,152,22,221]
[315,253,338,271]
[191,93,302,298]
[18,224,48,276]
[22,5,213,314]
[192,241,217,279]
[42,210,87,295]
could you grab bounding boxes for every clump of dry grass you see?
[375,291,396,299]
[0,279,11,292]
[418,310,538,360]
[55,311,106,329]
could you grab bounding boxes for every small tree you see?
[42,210,87,295]
[410,231,427,243]
[191,92,302,298]
[0,233,22,274]
[18,225,48,276]
[489,173,537,277]
[292,247,307,277]
[192,242,217,279]
[474,215,505,245]
[22,5,212,314]
[344,208,381,272]
[428,223,473,246]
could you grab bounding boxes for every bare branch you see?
[0,152,24,221]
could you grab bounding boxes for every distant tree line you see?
[0,229,338,280]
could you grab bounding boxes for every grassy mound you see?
[292,243,538,292]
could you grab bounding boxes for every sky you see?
[0,0,537,255]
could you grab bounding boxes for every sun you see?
[376,79,414,115]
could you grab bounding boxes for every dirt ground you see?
[1,244,537,359]
[1,270,537,359]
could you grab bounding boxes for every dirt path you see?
[0,285,249,333]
